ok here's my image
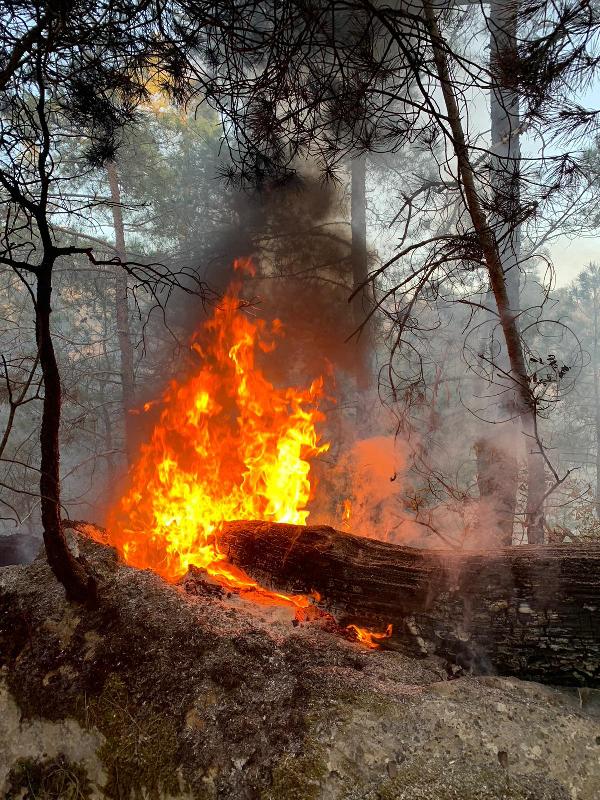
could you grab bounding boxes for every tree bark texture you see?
[220,520,600,686]
[474,0,523,545]
[106,159,136,464]
[474,437,519,545]
[350,153,373,393]
[36,270,96,603]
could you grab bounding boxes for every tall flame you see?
[107,267,329,587]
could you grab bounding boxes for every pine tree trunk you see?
[489,0,522,316]
[474,437,519,545]
[489,0,545,543]
[106,159,135,464]
[350,153,372,393]
[473,0,524,545]
[36,269,96,603]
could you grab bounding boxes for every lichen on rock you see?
[85,674,181,800]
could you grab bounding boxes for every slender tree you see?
[106,159,136,464]
[475,0,527,543]
[0,0,212,599]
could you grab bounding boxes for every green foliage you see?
[114,107,230,252]
[0,100,237,529]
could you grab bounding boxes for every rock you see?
[0,534,598,799]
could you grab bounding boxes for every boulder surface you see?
[1,535,599,800]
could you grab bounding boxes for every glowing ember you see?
[104,261,329,595]
[347,624,394,649]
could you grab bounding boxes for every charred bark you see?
[220,520,600,686]
[36,270,97,604]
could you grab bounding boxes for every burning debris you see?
[347,623,394,649]
[4,0,600,795]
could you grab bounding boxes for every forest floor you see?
[1,533,599,800]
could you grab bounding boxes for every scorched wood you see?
[220,520,600,687]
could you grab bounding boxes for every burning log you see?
[220,520,600,686]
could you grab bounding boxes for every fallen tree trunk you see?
[220,521,600,686]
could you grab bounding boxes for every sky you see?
[546,78,600,288]
[551,237,599,288]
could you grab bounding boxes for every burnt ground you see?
[0,534,599,800]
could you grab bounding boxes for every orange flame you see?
[233,256,256,277]
[105,272,328,594]
[347,624,393,649]
[341,498,352,528]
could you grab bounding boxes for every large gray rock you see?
[0,535,598,799]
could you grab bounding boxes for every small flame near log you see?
[97,260,391,646]
[341,498,352,529]
[347,623,394,649]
